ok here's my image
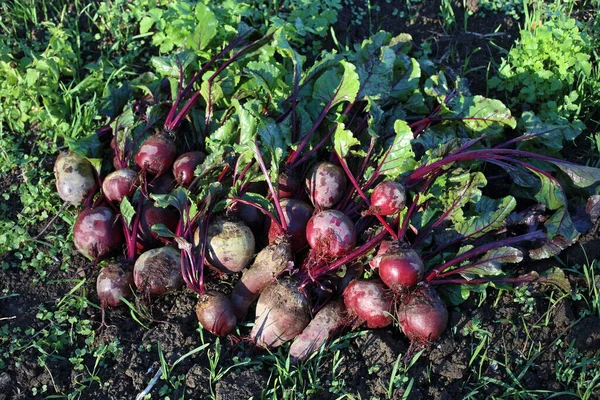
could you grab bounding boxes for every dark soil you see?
[1,1,599,400]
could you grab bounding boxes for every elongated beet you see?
[54,151,96,205]
[397,285,448,343]
[195,291,237,336]
[97,263,134,307]
[230,236,292,319]
[343,279,392,329]
[379,246,424,291]
[102,168,138,203]
[268,198,313,252]
[134,246,183,296]
[306,210,356,258]
[135,134,177,176]
[196,218,255,274]
[251,278,310,348]
[73,207,123,261]
[306,162,347,209]
[289,299,346,362]
[369,181,406,216]
[173,151,206,187]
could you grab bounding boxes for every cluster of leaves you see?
[489,11,600,146]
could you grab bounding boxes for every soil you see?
[1,1,599,400]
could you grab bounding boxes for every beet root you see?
[306,210,356,258]
[289,299,346,362]
[305,162,347,209]
[230,236,292,319]
[378,246,424,291]
[54,151,97,205]
[397,285,448,344]
[268,198,313,252]
[133,246,183,296]
[134,134,177,176]
[102,168,138,203]
[195,291,237,336]
[196,218,255,274]
[173,151,206,187]
[97,263,134,307]
[343,279,392,329]
[73,207,124,261]
[250,278,311,348]
[368,181,406,216]
[138,202,179,251]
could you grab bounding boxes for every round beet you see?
[369,240,392,270]
[379,246,424,291]
[97,263,134,307]
[173,151,206,187]
[305,162,347,209]
[369,181,406,216]
[134,246,183,296]
[73,207,123,261]
[306,210,356,258]
[343,279,392,329]
[54,151,97,205]
[268,198,313,251]
[398,285,448,343]
[195,218,255,274]
[134,134,177,176]
[195,291,237,336]
[148,172,176,195]
[138,202,179,251]
[278,168,300,198]
[102,168,138,203]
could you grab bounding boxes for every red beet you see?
[148,172,176,195]
[278,168,300,198]
[195,291,237,336]
[369,240,392,270]
[102,168,138,203]
[96,263,134,307]
[369,181,406,216]
[73,207,124,261]
[305,162,347,209]
[343,279,392,329]
[397,286,448,343]
[134,246,183,296]
[378,246,424,291]
[173,151,206,187]
[138,202,179,251]
[306,210,356,258]
[268,198,313,251]
[134,134,177,176]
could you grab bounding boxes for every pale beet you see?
[73,207,123,261]
[195,291,237,336]
[379,246,424,291]
[134,246,183,296]
[195,218,255,274]
[343,279,392,329]
[250,278,311,348]
[369,181,406,216]
[97,263,134,307]
[397,285,448,343]
[138,202,179,250]
[54,151,96,205]
[230,236,292,319]
[306,210,356,258]
[305,162,347,209]
[268,198,313,251]
[289,299,346,362]
[102,168,138,203]
[134,134,177,176]
[173,151,206,187]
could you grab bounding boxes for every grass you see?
[1,0,600,399]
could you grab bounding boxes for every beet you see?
[306,210,356,258]
[369,181,406,216]
[54,151,97,205]
[195,218,255,274]
[397,285,448,343]
[96,263,134,307]
[173,151,206,187]
[378,246,424,291]
[73,207,123,261]
[148,172,177,195]
[138,202,179,251]
[195,291,237,336]
[134,134,177,176]
[134,246,183,296]
[305,162,347,209]
[278,168,300,198]
[102,168,138,203]
[343,279,392,329]
[369,240,392,270]
[268,198,313,251]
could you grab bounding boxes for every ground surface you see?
[1,1,599,399]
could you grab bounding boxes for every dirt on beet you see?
[1,1,599,399]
